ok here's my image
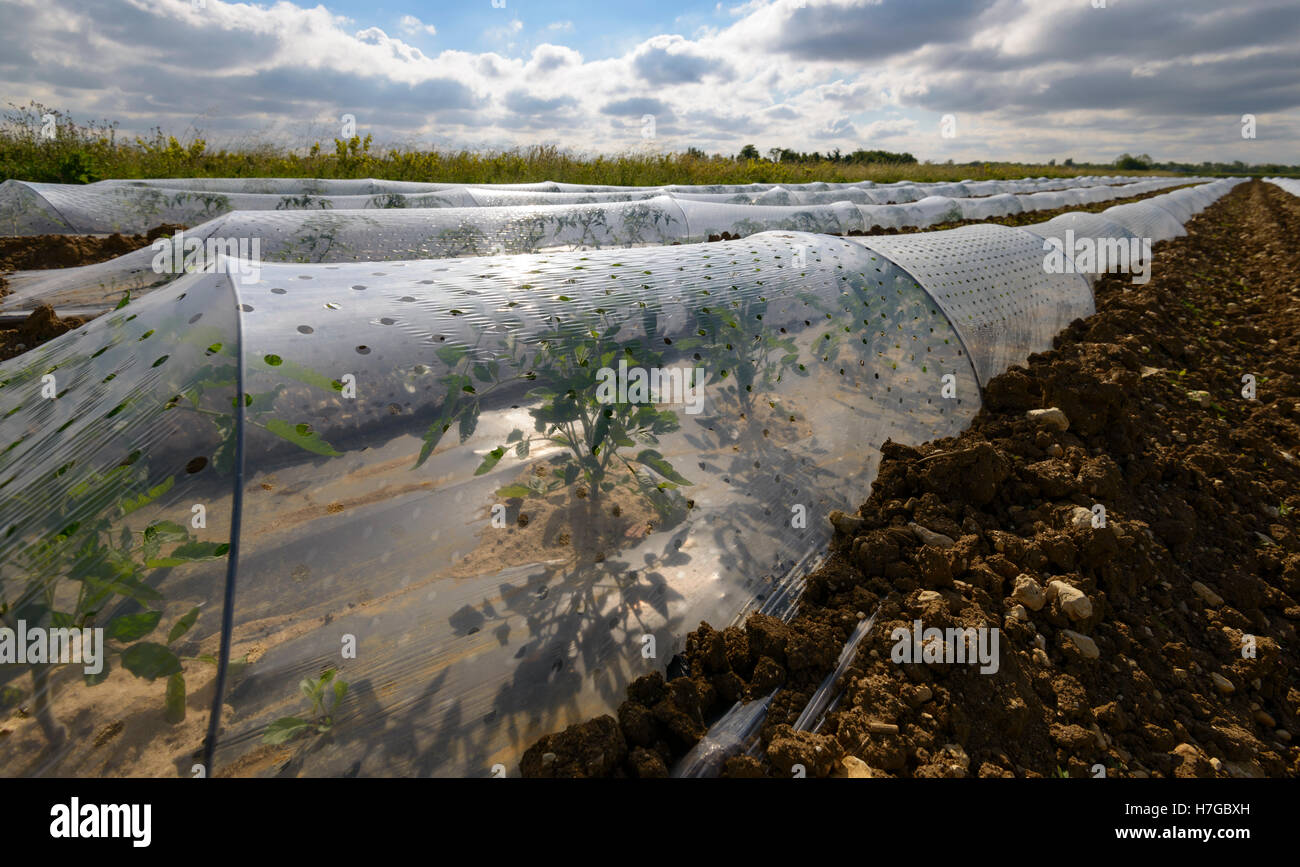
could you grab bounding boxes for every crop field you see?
[1,0,1299,851]
[3,170,1292,783]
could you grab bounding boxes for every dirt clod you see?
[0,304,87,361]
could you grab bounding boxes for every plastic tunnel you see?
[1,177,1196,315]
[1266,177,1300,198]
[0,176,1242,777]
[1022,178,1246,282]
[0,175,1188,237]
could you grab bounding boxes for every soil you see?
[0,223,186,358]
[520,179,1300,778]
[0,224,185,280]
[0,612,228,777]
[446,460,681,580]
[0,305,89,362]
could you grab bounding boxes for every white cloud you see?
[0,0,1295,162]
[485,18,524,41]
[527,43,583,75]
[398,14,437,37]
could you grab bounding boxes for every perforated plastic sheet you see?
[1020,213,1139,283]
[0,181,75,235]
[1158,185,1214,216]
[0,169,1242,777]
[0,197,687,313]
[0,179,1204,314]
[1266,177,1300,197]
[99,175,1139,196]
[958,193,1025,221]
[1019,190,1069,211]
[1025,180,1242,285]
[197,232,977,777]
[1099,200,1188,243]
[853,225,1094,387]
[97,178,777,195]
[1147,194,1194,224]
[0,181,485,235]
[1106,178,1247,242]
[0,176,1185,236]
[462,188,668,206]
[0,273,241,776]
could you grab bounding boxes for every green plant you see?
[1,455,230,743]
[547,206,613,248]
[262,668,349,744]
[54,150,99,184]
[415,303,693,526]
[273,213,350,262]
[0,315,348,748]
[681,290,805,416]
[436,225,490,256]
[171,190,230,219]
[276,193,331,211]
[613,202,681,246]
[5,102,1154,186]
[368,192,407,209]
[483,314,692,519]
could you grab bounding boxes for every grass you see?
[0,102,1173,187]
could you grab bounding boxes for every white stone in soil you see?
[1049,580,1093,620]
[1011,573,1046,611]
[908,521,955,549]
[1027,407,1069,431]
[1061,629,1100,659]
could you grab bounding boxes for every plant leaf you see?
[474,446,506,476]
[121,643,182,680]
[415,419,451,468]
[167,606,201,643]
[107,610,161,642]
[146,540,229,567]
[262,357,342,393]
[98,568,164,605]
[300,677,319,701]
[591,409,611,454]
[458,405,479,441]
[435,345,466,368]
[121,477,175,515]
[262,717,313,745]
[635,450,693,486]
[263,418,341,456]
[143,520,188,545]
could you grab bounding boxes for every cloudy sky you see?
[1,0,1296,163]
